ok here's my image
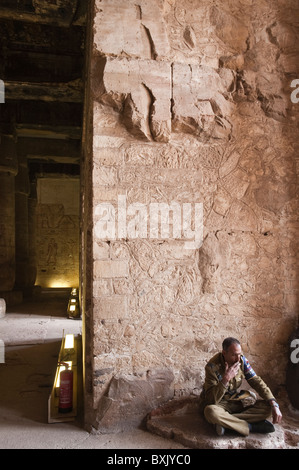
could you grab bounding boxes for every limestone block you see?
[93,135,126,149]
[94,0,170,59]
[219,54,245,71]
[93,163,118,186]
[0,298,6,318]
[93,295,128,320]
[172,63,234,140]
[210,6,249,54]
[220,168,250,200]
[238,37,290,121]
[93,279,113,297]
[93,56,171,142]
[94,369,174,432]
[92,146,124,167]
[219,151,240,178]
[94,260,129,278]
[93,186,126,204]
[256,71,288,121]
[213,188,232,216]
[267,21,299,55]
[93,241,110,260]
[113,279,134,296]
[254,175,296,213]
[226,200,257,232]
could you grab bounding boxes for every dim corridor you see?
[0,291,185,449]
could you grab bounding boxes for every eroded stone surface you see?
[93,369,175,432]
[93,0,170,59]
[84,0,299,431]
[93,56,171,142]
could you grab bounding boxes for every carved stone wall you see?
[35,177,80,288]
[83,0,299,431]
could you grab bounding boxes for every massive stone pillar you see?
[0,135,17,293]
[14,155,30,290]
[27,182,37,289]
[82,0,299,432]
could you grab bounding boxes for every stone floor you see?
[0,292,298,450]
[0,293,185,450]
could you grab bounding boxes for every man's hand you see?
[271,404,282,424]
[221,361,240,387]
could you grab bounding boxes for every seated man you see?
[199,337,282,436]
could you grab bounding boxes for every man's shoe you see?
[250,420,275,434]
[215,424,225,436]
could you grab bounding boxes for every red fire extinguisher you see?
[58,362,73,413]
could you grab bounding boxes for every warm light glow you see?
[67,288,80,318]
[49,282,70,288]
[40,279,73,288]
[64,334,74,349]
[55,361,72,388]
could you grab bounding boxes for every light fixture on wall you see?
[67,287,81,319]
[64,333,74,350]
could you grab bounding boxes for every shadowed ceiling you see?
[0,0,87,178]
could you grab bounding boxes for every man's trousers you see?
[204,399,272,436]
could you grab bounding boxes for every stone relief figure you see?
[54,205,76,228]
[40,204,76,229]
[47,238,57,265]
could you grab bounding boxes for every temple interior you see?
[0,0,298,450]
